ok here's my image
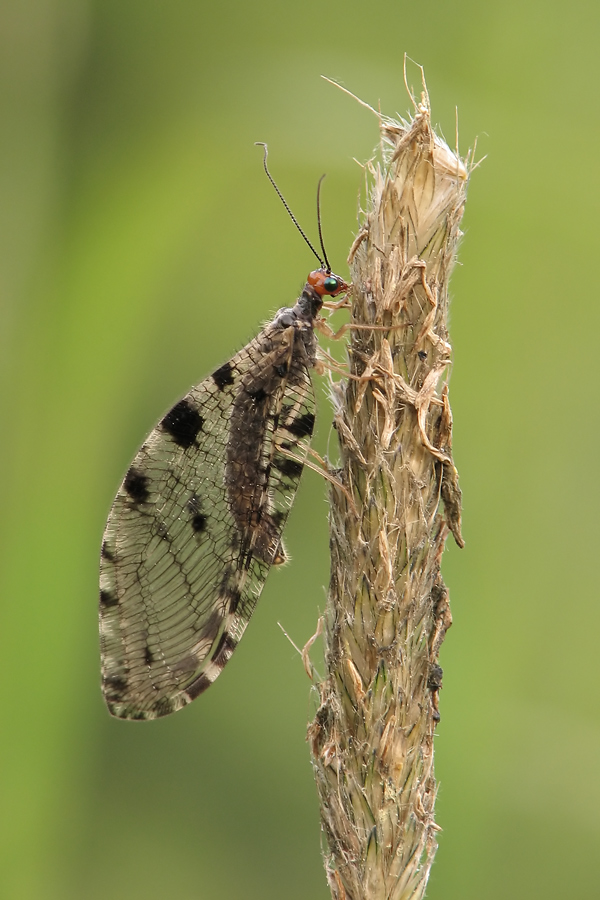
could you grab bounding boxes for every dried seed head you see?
[310,79,471,900]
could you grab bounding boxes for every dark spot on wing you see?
[270,510,285,528]
[103,675,128,702]
[144,646,154,666]
[418,350,428,360]
[101,542,115,561]
[274,361,289,377]
[100,589,118,609]
[213,632,238,667]
[153,698,177,718]
[124,468,150,504]
[285,411,315,438]
[216,572,242,616]
[161,399,204,448]
[186,494,207,532]
[273,457,304,479]
[212,361,235,390]
[247,387,267,404]
[191,513,207,533]
[225,587,242,613]
[186,672,213,700]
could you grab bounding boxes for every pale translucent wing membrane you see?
[99,319,316,720]
[267,368,316,531]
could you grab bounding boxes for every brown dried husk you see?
[309,93,469,900]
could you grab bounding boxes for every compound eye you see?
[323,276,340,294]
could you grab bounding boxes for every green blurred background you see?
[1,1,599,898]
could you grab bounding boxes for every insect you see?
[99,146,349,720]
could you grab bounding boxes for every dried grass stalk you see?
[308,85,470,900]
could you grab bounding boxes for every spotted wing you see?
[99,319,316,719]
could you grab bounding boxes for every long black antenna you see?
[255,142,326,269]
[316,175,332,273]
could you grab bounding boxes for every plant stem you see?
[309,84,470,900]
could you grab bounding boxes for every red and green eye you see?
[307,269,348,297]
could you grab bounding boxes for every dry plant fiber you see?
[309,76,471,900]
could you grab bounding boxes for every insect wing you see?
[99,319,316,720]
